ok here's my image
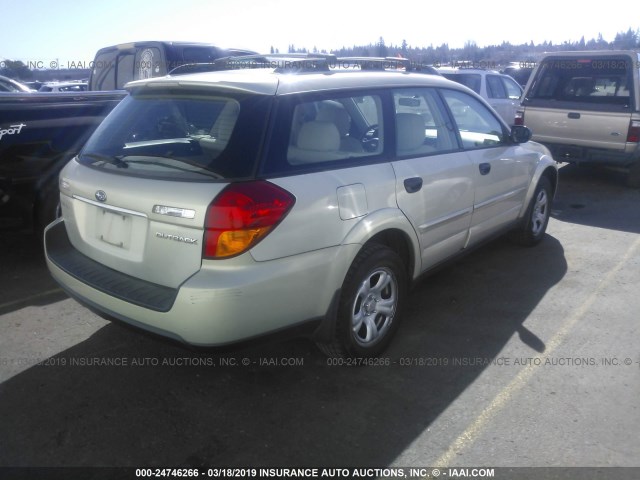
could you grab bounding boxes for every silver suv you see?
[45,56,558,358]
[438,67,523,125]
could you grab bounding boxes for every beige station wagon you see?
[45,56,558,357]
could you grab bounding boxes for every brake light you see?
[204,181,295,259]
[627,120,640,143]
[514,109,525,126]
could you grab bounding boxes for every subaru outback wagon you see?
[45,56,558,358]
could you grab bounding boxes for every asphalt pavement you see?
[0,164,639,478]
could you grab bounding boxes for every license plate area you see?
[97,209,133,250]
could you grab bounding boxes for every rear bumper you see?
[45,219,357,346]
[535,141,640,167]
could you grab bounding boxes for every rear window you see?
[79,90,271,181]
[442,73,482,94]
[526,56,633,110]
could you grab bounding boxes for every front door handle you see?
[404,177,423,193]
[479,163,491,175]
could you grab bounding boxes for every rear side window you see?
[79,90,271,181]
[263,93,384,174]
[527,57,633,109]
[135,48,163,80]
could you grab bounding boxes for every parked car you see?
[1,42,254,233]
[0,75,34,93]
[517,50,640,187]
[438,67,523,124]
[89,41,257,91]
[38,81,88,92]
[23,80,44,91]
[45,56,558,358]
[502,62,535,88]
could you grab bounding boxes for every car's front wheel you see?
[317,243,407,358]
[510,176,552,247]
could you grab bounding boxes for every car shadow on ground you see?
[0,232,567,468]
[552,163,640,234]
[0,231,66,315]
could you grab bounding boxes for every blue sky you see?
[0,0,637,64]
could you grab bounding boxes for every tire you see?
[317,243,407,358]
[510,176,552,247]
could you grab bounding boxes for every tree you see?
[613,28,638,49]
[0,60,33,80]
[376,37,388,57]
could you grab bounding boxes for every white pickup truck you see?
[516,50,640,187]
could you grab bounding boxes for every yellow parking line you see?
[0,288,64,312]
[433,235,640,468]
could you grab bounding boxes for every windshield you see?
[79,90,271,180]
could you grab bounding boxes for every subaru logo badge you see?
[95,190,107,202]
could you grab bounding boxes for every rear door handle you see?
[568,112,581,119]
[479,163,491,175]
[403,177,423,193]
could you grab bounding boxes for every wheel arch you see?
[518,159,558,219]
[342,208,421,281]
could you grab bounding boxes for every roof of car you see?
[437,67,503,75]
[126,68,459,96]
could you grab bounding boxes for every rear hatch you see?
[522,54,635,150]
[58,83,273,289]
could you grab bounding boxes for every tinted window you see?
[441,89,507,149]
[528,57,632,104]
[135,47,163,80]
[115,53,135,90]
[503,67,533,87]
[442,73,482,94]
[79,91,271,180]
[393,88,457,155]
[182,47,221,64]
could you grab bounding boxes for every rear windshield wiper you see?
[81,153,129,168]
[121,156,222,179]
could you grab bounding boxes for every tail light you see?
[514,109,525,126]
[204,181,295,259]
[627,120,640,143]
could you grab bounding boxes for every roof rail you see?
[168,53,442,77]
[336,56,410,70]
[334,56,441,75]
[169,53,337,76]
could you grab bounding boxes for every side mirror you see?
[511,125,532,144]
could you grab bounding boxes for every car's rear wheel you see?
[510,176,552,247]
[317,243,407,358]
